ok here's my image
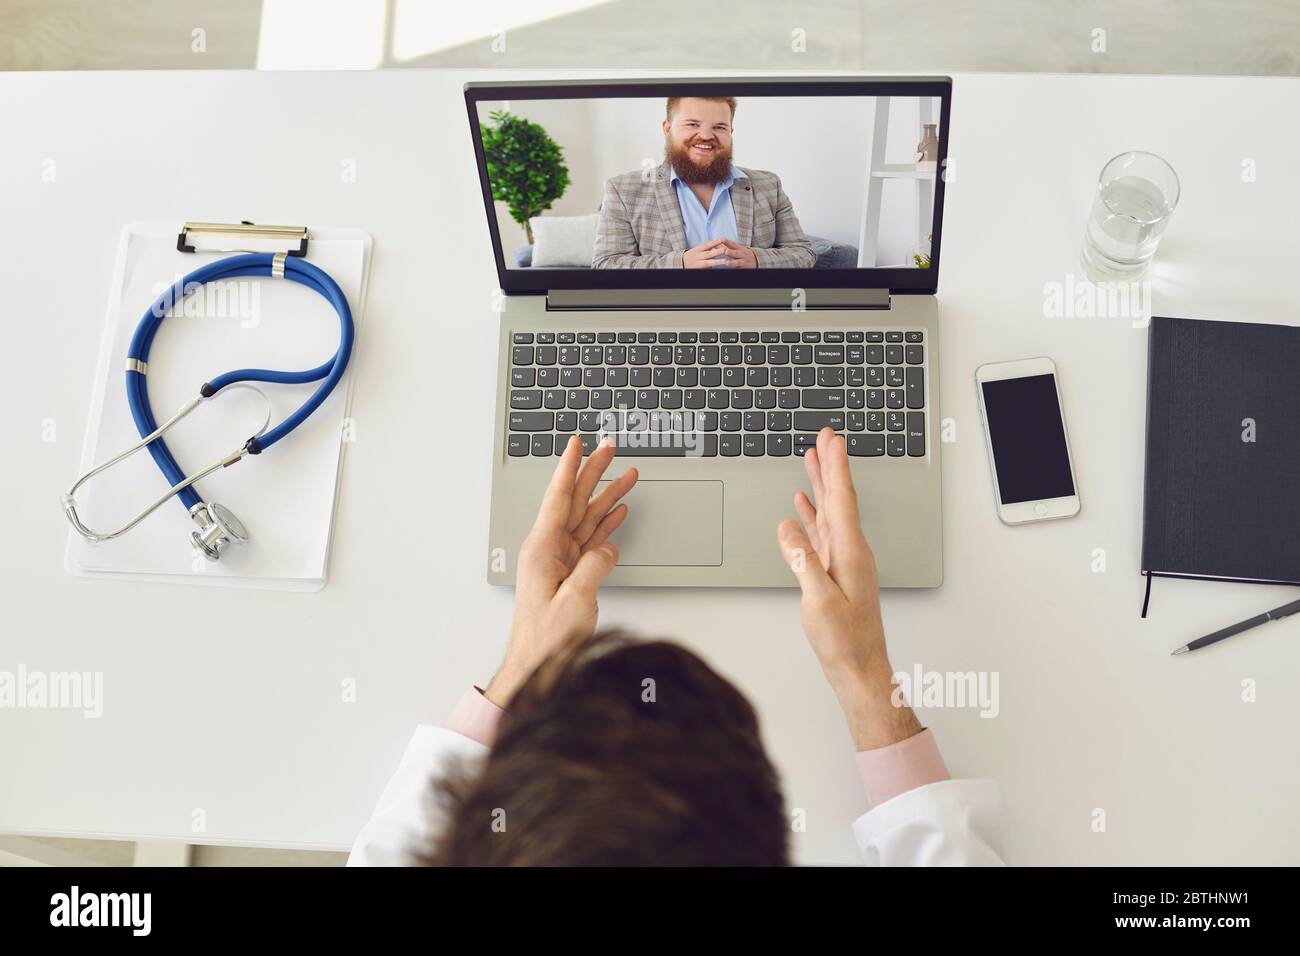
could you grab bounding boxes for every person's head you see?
[663,96,737,185]
[425,631,789,866]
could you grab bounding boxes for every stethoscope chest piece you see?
[190,502,249,561]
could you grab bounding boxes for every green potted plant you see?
[479,110,571,245]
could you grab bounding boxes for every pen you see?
[1171,596,1300,655]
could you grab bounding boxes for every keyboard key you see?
[791,345,812,365]
[721,345,743,365]
[778,389,800,409]
[793,367,816,387]
[626,410,648,432]
[684,389,706,409]
[720,412,741,432]
[767,344,790,364]
[866,411,885,431]
[607,367,628,388]
[847,389,864,409]
[905,344,924,365]
[510,390,541,409]
[557,332,576,344]
[866,331,884,343]
[771,367,793,387]
[628,346,649,365]
[536,346,557,366]
[886,411,906,431]
[651,345,672,365]
[579,433,600,455]
[654,368,674,388]
[511,368,536,388]
[801,390,845,409]
[636,389,658,409]
[847,345,865,365]
[577,332,596,344]
[556,411,577,431]
[767,434,792,457]
[697,411,718,430]
[614,389,636,409]
[638,332,656,343]
[743,411,765,432]
[580,346,602,365]
[700,368,722,388]
[761,331,780,343]
[744,345,765,365]
[618,332,636,343]
[591,389,613,409]
[658,332,677,343]
[802,332,821,343]
[560,368,582,388]
[513,332,534,344]
[887,434,906,457]
[848,411,865,431]
[537,368,559,388]
[720,434,742,456]
[559,346,581,365]
[674,345,697,365]
[597,332,616,344]
[886,366,905,388]
[699,332,718,343]
[886,331,904,343]
[817,367,845,388]
[584,368,606,388]
[754,388,776,409]
[905,331,924,343]
[907,412,926,456]
[512,345,534,365]
[509,411,554,431]
[847,434,885,457]
[730,389,754,410]
[886,388,905,409]
[537,332,556,345]
[677,367,699,388]
[847,331,865,343]
[720,332,739,343]
[847,367,865,387]
[738,331,758,343]
[823,331,845,343]
[743,434,765,456]
[661,389,683,409]
[507,434,529,456]
[723,367,745,388]
[699,345,720,365]
[815,345,844,364]
[906,367,925,409]
[794,411,846,431]
[531,434,553,456]
[768,411,792,431]
[746,367,769,388]
[679,332,698,344]
[568,390,590,409]
[781,331,800,343]
[865,345,884,364]
[866,367,884,388]
[866,389,885,409]
[885,345,904,364]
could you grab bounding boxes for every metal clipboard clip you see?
[177,220,310,257]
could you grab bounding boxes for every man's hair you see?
[665,95,737,121]
[423,631,788,866]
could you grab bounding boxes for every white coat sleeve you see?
[347,724,489,867]
[852,779,1006,866]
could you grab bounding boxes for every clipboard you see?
[64,221,373,591]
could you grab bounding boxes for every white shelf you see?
[871,165,936,179]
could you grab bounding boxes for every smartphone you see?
[975,357,1081,525]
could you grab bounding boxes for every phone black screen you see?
[981,373,1075,504]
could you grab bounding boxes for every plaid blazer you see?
[592,161,817,269]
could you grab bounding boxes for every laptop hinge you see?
[546,288,890,312]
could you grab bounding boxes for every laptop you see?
[467,76,950,588]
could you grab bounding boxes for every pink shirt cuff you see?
[855,728,950,810]
[444,687,506,748]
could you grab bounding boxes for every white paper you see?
[65,222,371,590]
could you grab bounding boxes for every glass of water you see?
[1081,151,1180,281]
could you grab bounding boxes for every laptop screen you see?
[466,78,950,295]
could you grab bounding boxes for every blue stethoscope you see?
[63,252,355,560]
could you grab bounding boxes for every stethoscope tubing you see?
[125,253,354,512]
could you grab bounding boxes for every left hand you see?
[716,238,758,269]
[485,436,638,706]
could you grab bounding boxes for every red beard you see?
[666,138,734,184]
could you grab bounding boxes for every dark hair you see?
[423,631,788,866]
[665,95,737,121]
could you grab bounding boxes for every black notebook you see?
[1141,315,1300,615]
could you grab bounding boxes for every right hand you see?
[682,239,727,269]
[776,428,920,749]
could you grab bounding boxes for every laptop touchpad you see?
[600,479,723,567]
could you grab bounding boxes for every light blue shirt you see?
[669,165,745,252]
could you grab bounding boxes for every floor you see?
[2,0,1294,867]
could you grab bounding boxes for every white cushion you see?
[529,213,599,267]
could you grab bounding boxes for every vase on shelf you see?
[915,124,938,172]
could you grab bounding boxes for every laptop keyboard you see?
[507,329,926,459]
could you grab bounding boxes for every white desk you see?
[3,70,1299,864]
